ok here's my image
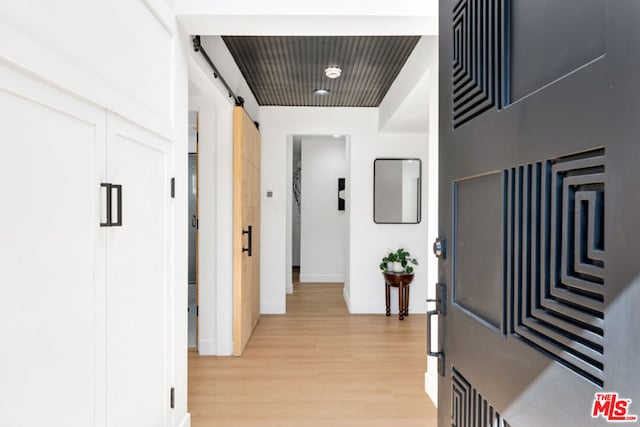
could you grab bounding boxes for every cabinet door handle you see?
[112,184,122,226]
[242,225,252,256]
[100,183,123,227]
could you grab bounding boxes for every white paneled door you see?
[0,62,174,427]
[0,61,106,427]
[106,113,172,427]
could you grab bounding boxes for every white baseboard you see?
[197,339,216,356]
[261,303,285,314]
[179,413,191,427]
[425,370,438,407]
[343,287,351,312]
[286,282,294,294]
[410,301,428,313]
[347,302,385,313]
[299,274,345,283]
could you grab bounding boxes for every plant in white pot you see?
[379,248,418,274]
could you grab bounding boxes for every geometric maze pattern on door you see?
[452,0,509,129]
[452,368,511,427]
[506,148,605,386]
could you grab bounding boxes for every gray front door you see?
[437,0,640,425]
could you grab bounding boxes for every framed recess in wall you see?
[338,178,346,211]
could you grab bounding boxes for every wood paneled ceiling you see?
[222,36,421,107]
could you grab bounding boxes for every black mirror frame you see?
[373,158,422,224]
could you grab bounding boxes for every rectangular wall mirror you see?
[374,158,422,224]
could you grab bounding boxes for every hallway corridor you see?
[188,281,437,426]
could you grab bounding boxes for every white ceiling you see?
[176,0,439,36]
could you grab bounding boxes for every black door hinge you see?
[196,305,199,316]
[171,177,175,198]
[170,387,175,409]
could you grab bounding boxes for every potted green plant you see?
[379,248,418,274]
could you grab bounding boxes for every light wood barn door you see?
[233,106,261,356]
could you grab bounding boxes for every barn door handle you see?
[242,225,252,256]
[100,183,123,227]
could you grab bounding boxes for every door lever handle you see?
[242,225,252,256]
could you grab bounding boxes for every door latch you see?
[433,238,446,259]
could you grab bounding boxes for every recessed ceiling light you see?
[324,66,342,79]
[313,88,330,95]
[333,134,342,138]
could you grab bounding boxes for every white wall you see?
[0,0,176,138]
[379,36,437,133]
[188,111,198,152]
[260,108,429,315]
[300,139,347,283]
[172,23,191,427]
[424,41,439,407]
[198,36,260,123]
[189,95,220,356]
[186,32,260,355]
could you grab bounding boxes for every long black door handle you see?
[426,282,447,376]
[242,225,252,256]
[427,310,444,358]
[100,183,123,227]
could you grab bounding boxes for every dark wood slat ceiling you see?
[222,36,421,107]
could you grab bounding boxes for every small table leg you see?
[399,283,404,320]
[404,285,410,317]
[385,283,390,316]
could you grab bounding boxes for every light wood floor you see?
[188,278,437,427]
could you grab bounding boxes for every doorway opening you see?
[291,139,302,288]
[288,135,350,311]
[188,111,198,349]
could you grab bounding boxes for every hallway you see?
[188,281,437,426]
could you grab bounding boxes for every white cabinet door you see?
[105,113,173,427]
[0,63,106,427]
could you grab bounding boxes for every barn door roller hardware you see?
[192,35,259,130]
